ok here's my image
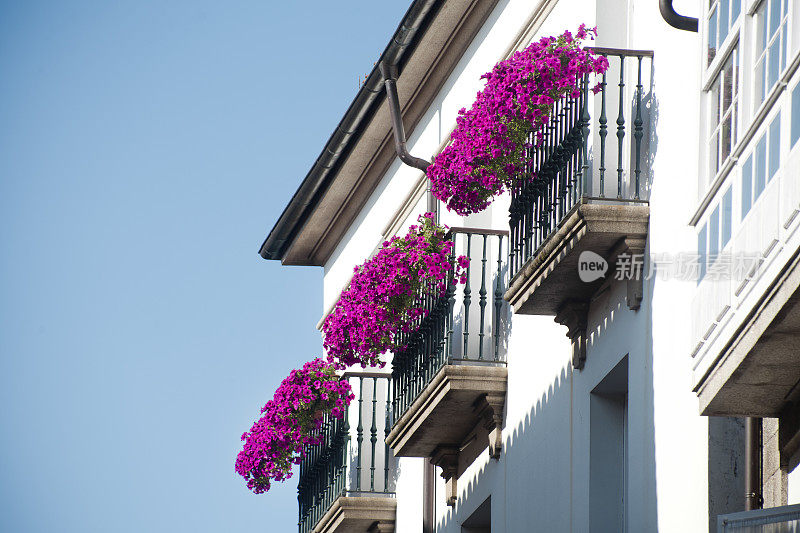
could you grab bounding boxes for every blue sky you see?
[0,1,408,531]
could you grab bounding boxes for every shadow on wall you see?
[434,290,660,529]
[431,362,573,532]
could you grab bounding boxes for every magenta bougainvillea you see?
[322,213,468,369]
[235,358,354,494]
[426,25,609,215]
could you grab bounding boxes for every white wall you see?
[321,0,717,531]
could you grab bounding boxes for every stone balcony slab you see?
[504,202,649,368]
[386,364,507,505]
[313,496,396,533]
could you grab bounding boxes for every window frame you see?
[706,43,742,184]
[752,0,791,114]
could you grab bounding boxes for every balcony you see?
[503,48,653,369]
[298,373,395,533]
[693,143,800,420]
[386,228,508,506]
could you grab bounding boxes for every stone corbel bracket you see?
[431,446,460,507]
[474,392,505,459]
[622,236,647,311]
[555,301,589,369]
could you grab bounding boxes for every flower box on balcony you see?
[386,228,509,506]
[503,48,653,369]
[298,374,396,533]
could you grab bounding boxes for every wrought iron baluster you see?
[599,69,608,197]
[462,234,472,359]
[633,55,644,200]
[616,56,626,198]
[342,391,350,496]
[494,235,504,361]
[356,377,363,491]
[384,378,390,492]
[580,74,590,196]
[370,377,377,492]
[478,234,488,360]
[445,242,456,362]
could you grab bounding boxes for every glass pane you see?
[722,187,732,247]
[723,56,734,111]
[698,224,707,284]
[792,83,800,148]
[722,114,733,162]
[742,156,753,218]
[710,206,720,258]
[768,40,780,91]
[720,0,730,42]
[732,0,741,20]
[770,0,781,36]
[756,57,766,104]
[781,28,786,72]
[769,112,781,180]
[711,131,720,176]
[708,10,718,65]
[755,134,767,199]
[760,5,768,54]
[711,81,721,128]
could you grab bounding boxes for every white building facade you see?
[260,0,800,531]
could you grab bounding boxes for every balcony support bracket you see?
[475,393,505,459]
[623,236,646,311]
[555,301,589,370]
[367,521,395,533]
[431,445,460,507]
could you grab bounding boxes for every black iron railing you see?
[391,228,509,421]
[297,373,393,533]
[508,48,654,278]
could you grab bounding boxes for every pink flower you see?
[235,358,354,494]
[426,26,608,215]
[322,213,468,368]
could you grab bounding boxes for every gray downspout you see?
[379,61,438,216]
[745,417,763,510]
[659,0,698,32]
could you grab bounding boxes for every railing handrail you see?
[447,226,510,237]
[508,49,653,278]
[586,46,654,58]
[342,371,392,379]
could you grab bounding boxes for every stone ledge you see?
[505,202,650,316]
[386,364,507,505]
[314,496,396,533]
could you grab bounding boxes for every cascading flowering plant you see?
[322,213,469,369]
[235,358,355,494]
[426,25,610,215]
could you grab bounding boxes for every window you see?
[792,83,800,148]
[710,205,721,259]
[742,156,753,217]
[754,0,789,105]
[591,357,628,533]
[462,497,491,533]
[699,224,708,283]
[722,187,733,247]
[709,46,740,179]
[708,0,742,65]
[741,114,780,218]
[700,186,733,281]
[768,112,781,180]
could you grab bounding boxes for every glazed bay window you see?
[708,46,740,179]
[708,0,742,65]
[754,0,789,106]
